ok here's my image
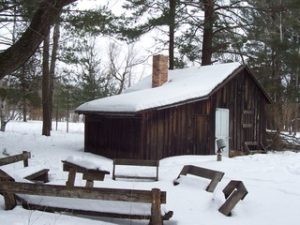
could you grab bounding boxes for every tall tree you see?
[42,34,51,136]
[201,0,215,65]
[49,21,61,130]
[243,0,300,131]
[122,0,183,69]
[0,0,77,80]
[177,0,249,65]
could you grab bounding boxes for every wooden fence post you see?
[22,151,30,167]
[150,188,163,225]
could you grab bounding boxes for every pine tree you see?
[121,0,184,69]
[243,0,300,131]
[178,0,250,65]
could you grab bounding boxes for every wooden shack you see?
[76,55,271,160]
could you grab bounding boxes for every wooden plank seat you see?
[173,165,225,192]
[0,181,173,224]
[244,141,267,154]
[218,180,248,216]
[24,169,49,183]
[0,151,31,167]
[0,151,49,184]
[62,160,109,188]
[112,159,159,181]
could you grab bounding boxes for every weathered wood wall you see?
[210,69,268,152]
[139,100,210,159]
[83,68,268,160]
[84,115,142,159]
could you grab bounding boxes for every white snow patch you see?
[1,120,300,225]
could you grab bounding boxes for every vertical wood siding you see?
[83,68,268,160]
[84,115,142,159]
[211,69,268,152]
[140,101,210,159]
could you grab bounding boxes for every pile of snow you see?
[1,120,300,225]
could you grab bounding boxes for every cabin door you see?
[215,108,230,156]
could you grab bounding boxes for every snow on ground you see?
[1,120,300,225]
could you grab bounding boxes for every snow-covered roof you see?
[76,62,242,113]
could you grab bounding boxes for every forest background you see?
[0,0,299,140]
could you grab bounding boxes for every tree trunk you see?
[49,21,61,130]
[201,0,215,66]
[169,0,176,70]
[0,0,77,80]
[20,65,27,122]
[0,98,7,132]
[0,120,7,132]
[42,35,51,136]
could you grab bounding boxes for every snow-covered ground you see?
[1,120,300,225]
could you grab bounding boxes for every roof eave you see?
[209,64,272,104]
[75,95,209,115]
[75,110,138,117]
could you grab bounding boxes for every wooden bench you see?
[112,159,159,181]
[173,165,224,192]
[0,151,49,183]
[0,181,173,224]
[0,151,31,167]
[62,160,109,188]
[218,180,248,216]
[0,169,16,209]
[24,169,49,183]
[244,141,267,154]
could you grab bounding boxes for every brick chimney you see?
[152,55,169,88]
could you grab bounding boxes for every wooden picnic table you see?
[62,160,109,188]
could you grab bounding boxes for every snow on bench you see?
[112,159,159,181]
[62,158,110,188]
[0,151,49,183]
[0,181,173,224]
[173,165,224,192]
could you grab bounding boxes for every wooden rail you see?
[0,181,172,224]
[0,151,31,167]
[62,160,109,188]
[218,180,248,216]
[173,165,224,192]
[24,169,49,183]
[112,159,159,181]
